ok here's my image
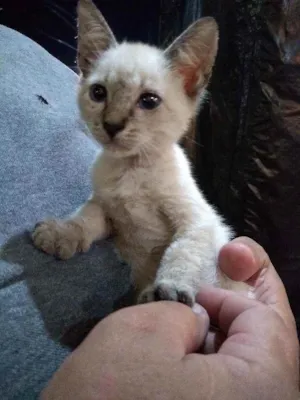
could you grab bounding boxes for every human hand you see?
[203,236,299,354]
[198,237,299,399]
[41,237,299,400]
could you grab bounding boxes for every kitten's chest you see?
[92,154,176,254]
[94,160,159,224]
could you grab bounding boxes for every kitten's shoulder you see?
[173,143,192,168]
[171,143,194,181]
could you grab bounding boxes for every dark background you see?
[0,0,184,69]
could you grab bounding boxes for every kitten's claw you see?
[138,281,195,307]
[32,219,90,260]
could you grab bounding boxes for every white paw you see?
[138,280,195,307]
[32,219,90,260]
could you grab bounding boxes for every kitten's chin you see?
[90,135,133,157]
[102,142,138,158]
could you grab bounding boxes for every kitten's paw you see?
[138,281,195,307]
[32,220,90,260]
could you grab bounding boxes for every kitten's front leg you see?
[138,194,232,306]
[32,198,110,260]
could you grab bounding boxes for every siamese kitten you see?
[32,0,246,305]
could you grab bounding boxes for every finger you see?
[229,237,279,286]
[197,286,259,335]
[138,302,210,356]
[201,328,226,354]
[189,303,211,352]
[219,238,258,282]
[90,301,210,357]
[198,283,295,339]
[235,238,293,322]
[219,237,294,324]
[157,302,210,355]
[197,286,299,372]
[136,302,210,356]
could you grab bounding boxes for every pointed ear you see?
[165,17,219,97]
[77,0,117,76]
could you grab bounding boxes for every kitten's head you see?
[77,0,218,158]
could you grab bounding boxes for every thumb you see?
[219,236,295,327]
[92,301,210,357]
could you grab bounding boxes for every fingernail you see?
[192,303,207,316]
[193,303,210,336]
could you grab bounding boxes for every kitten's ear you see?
[165,17,218,97]
[77,0,117,76]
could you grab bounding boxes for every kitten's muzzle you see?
[103,121,125,138]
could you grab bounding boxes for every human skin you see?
[41,237,299,400]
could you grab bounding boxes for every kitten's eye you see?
[138,93,162,110]
[89,84,107,102]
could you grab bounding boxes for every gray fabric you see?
[0,26,131,400]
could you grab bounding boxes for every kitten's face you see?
[78,43,193,157]
[77,0,219,158]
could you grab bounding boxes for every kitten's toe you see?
[154,283,177,302]
[32,220,87,260]
[137,287,155,304]
[155,282,195,307]
[138,281,195,307]
[176,289,194,307]
[32,220,60,256]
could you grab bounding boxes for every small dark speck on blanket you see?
[36,94,49,105]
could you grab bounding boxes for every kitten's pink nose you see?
[103,121,125,138]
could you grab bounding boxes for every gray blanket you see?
[0,25,130,399]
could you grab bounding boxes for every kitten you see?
[32,0,246,306]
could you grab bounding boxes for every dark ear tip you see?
[78,0,91,5]
[193,16,219,33]
[77,0,86,13]
[77,0,86,7]
[77,0,96,14]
